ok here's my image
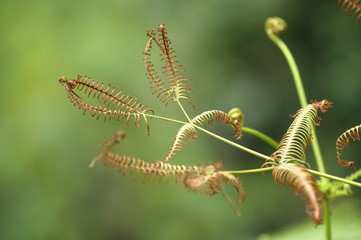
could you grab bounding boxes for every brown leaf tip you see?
[311,99,333,113]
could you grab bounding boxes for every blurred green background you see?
[1,0,360,239]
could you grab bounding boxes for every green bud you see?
[228,108,244,127]
[265,17,287,35]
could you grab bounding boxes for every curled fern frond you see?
[192,110,242,140]
[219,171,246,203]
[93,130,245,203]
[265,17,288,35]
[58,75,154,133]
[184,164,246,203]
[336,124,361,169]
[143,24,193,106]
[228,108,245,128]
[273,163,323,225]
[93,130,202,184]
[311,99,333,114]
[164,110,242,162]
[184,163,223,195]
[164,123,197,162]
[266,100,332,166]
[144,29,168,101]
[337,0,361,24]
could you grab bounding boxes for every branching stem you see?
[145,113,187,125]
[266,18,331,238]
[177,100,192,122]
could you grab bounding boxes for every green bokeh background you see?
[1,0,360,239]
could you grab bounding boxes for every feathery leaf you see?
[273,163,323,225]
[92,130,245,203]
[192,110,242,140]
[92,130,202,184]
[58,75,153,133]
[143,24,193,106]
[164,110,242,162]
[164,123,197,162]
[184,164,246,203]
[263,101,331,224]
[266,100,332,166]
[336,124,361,169]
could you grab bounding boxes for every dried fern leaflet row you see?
[58,75,154,133]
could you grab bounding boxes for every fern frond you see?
[271,104,316,165]
[273,163,323,225]
[310,99,333,114]
[143,24,193,106]
[267,100,332,166]
[58,76,154,133]
[192,110,242,140]
[164,123,197,162]
[184,163,223,195]
[218,171,246,203]
[336,124,361,169]
[164,110,242,162]
[94,130,202,184]
[93,130,245,203]
[143,29,168,102]
[263,101,331,224]
[337,0,361,24]
[184,164,246,203]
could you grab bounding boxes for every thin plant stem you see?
[228,167,361,187]
[323,198,332,240]
[225,166,275,175]
[242,127,279,149]
[266,32,307,107]
[309,169,361,188]
[220,187,242,217]
[195,125,270,161]
[266,26,327,174]
[177,100,192,122]
[145,113,188,125]
[309,133,327,173]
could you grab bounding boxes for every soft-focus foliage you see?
[1,0,360,239]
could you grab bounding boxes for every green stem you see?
[242,127,279,148]
[227,167,361,188]
[323,198,332,240]
[194,125,270,161]
[177,100,192,122]
[145,113,188,125]
[266,25,327,174]
[266,32,307,107]
[309,133,327,173]
[309,169,361,188]
[225,166,275,175]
